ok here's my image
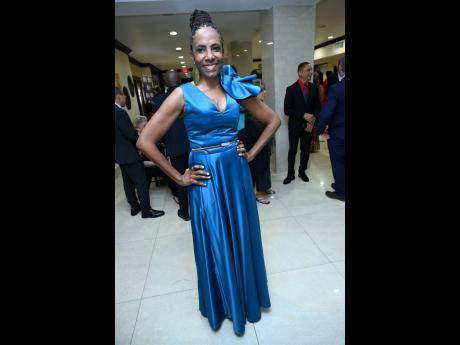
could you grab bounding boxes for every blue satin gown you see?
[181,65,271,336]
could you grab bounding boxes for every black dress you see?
[238,111,272,191]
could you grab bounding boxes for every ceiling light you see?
[178,56,184,59]
[236,54,240,57]
[170,69,174,71]
[181,65,186,68]
[180,61,185,64]
[175,47,182,51]
[258,40,262,43]
[244,49,248,52]
[328,35,334,39]
[266,42,273,45]
[169,31,178,36]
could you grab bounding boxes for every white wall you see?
[130,63,142,77]
[268,5,316,174]
[315,52,345,73]
[252,32,262,60]
[140,67,152,78]
[261,9,275,113]
[115,48,140,121]
[223,41,233,66]
[230,41,252,76]
[261,9,276,172]
[314,39,345,60]
[130,64,153,79]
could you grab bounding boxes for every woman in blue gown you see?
[137,9,281,336]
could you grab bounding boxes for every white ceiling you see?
[315,0,345,44]
[115,0,344,71]
[115,11,263,70]
[115,0,319,16]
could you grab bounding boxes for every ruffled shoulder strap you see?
[219,65,260,101]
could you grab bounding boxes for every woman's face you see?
[191,26,224,80]
[314,71,319,82]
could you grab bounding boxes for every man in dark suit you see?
[153,71,191,221]
[115,87,165,218]
[316,57,345,201]
[283,62,321,184]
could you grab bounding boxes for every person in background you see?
[115,87,165,218]
[153,71,191,221]
[134,115,178,196]
[239,79,275,204]
[316,57,346,201]
[144,102,156,121]
[310,70,326,152]
[283,61,321,184]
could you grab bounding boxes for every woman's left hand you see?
[237,140,254,162]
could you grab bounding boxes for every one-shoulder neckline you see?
[189,82,228,114]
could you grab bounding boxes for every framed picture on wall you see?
[115,73,122,89]
[142,75,155,104]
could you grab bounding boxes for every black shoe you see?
[331,183,336,190]
[131,205,141,216]
[325,191,345,201]
[298,173,309,182]
[283,176,294,184]
[142,208,165,218]
[178,210,190,221]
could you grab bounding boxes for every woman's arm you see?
[137,87,209,187]
[319,84,325,103]
[239,96,281,162]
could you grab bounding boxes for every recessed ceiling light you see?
[236,54,240,57]
[180,61,185,64]
[181,65,186,68]
[175,47,182,51]
[244,49,248,52]
[178,56,184,59]
[266,42,273,45]
[169,31,178,36]
[328,35,334,39]
[258,40,262,43]
[170,69,174,71]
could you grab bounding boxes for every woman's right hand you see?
[178,165,211,187]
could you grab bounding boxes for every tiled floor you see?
[115,142,345,345]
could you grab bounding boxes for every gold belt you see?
[191,140,238,151]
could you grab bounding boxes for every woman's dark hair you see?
[317,70,324,85]
[189,9,224,52]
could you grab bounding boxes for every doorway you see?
[133,76,146,115]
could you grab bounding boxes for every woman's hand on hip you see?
[179,165,211,187]
[237,141,254,162]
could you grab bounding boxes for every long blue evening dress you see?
[181,65,271,336]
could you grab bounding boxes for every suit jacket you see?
[284,80,321,131]
[316,77,345,140]
[115,104,141,165]
[153,88,190,158]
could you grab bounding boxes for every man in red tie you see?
[283,62,321,184]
